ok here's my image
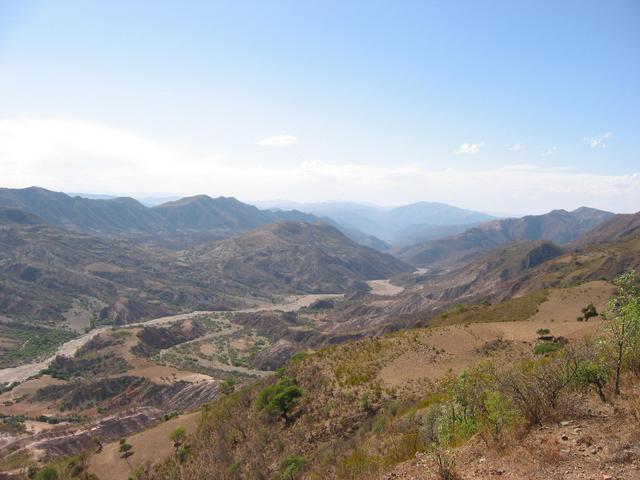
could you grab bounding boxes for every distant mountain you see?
[0,187,163,233]
[571,211,640,249]
[0,207,410,324]
[393,223,483,247]
[0,207,220,324]
[0,187,398,254]
[258,201,495,243]
[396,207,615,268]
[185,222,412,294]
[0,187,318,244]
[151,194,316,231]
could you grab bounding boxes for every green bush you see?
[219,379,236,396]
[289,352,309,365]
[279,455,306,480]
[256,377,303,422]
[35,466,58,480]
[581,303,598,320]
[533,341,561,355]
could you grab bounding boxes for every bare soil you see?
[378,282,607,389]
[88,411,199,480]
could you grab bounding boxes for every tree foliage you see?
[256,377,303,422]
[602,271,640,395]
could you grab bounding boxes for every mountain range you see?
[0,186,621,328]
[0,205,409,324]
[395,207,615,269]
[258,200,495,243]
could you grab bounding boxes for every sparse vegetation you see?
[432,289,549,327]
[0,324,76,368]
[148,272,640,479]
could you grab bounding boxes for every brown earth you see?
[378,281,609,390]
[88,411,199,480]
[381,382,640,480]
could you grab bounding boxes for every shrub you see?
[533,341,562,355]
[219,379,236,396]
[289,352,309,365]
[256,377,303,422]
[430,448,459,480]
[279,455,306,480]
[536,328,551,337]
[35,466,58,480]
[359,393,374,414]
[574,360,609,402]
[581,303,598,320]
[478,390,522,444]
[170,427,186,451]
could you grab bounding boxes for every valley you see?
[0,187,639,480]
[3,3,638,478]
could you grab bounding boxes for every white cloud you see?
[583,132,612,148]
[509,143,524,152]
[542,146,557,157]
[454,141,484,155]
[0,117,638,214]
[258,134,298,147]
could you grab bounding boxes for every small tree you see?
[256,377,303,423]
[119,437,134,470]
[219,378,236,396]
[582,303,598,320]
[92,435,103,453]
[602,271,640,395]
[169,426,186,452]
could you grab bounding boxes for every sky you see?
[0,0,639,214]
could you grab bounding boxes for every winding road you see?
[0,293,343,385]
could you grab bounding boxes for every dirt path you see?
[0,293,344,385]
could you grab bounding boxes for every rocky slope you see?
[0,210,409,324]
[184,222,412,294]
[396,207,614,268]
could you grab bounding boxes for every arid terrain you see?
[0,188,639,480]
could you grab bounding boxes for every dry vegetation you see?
[13,276,619,479]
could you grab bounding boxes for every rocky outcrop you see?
[252,340,298,370]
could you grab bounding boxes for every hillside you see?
[0,207,232,325]
[184,222,412,294]
[113,277,636,480]
[3,208,639,480]
[571,210,640,248]
[396,207,614,268]
[0,211,409,327]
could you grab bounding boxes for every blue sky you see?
[0,0,638,213]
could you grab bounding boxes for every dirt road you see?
[0,293,343,385]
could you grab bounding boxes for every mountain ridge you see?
[396,206,614,268]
